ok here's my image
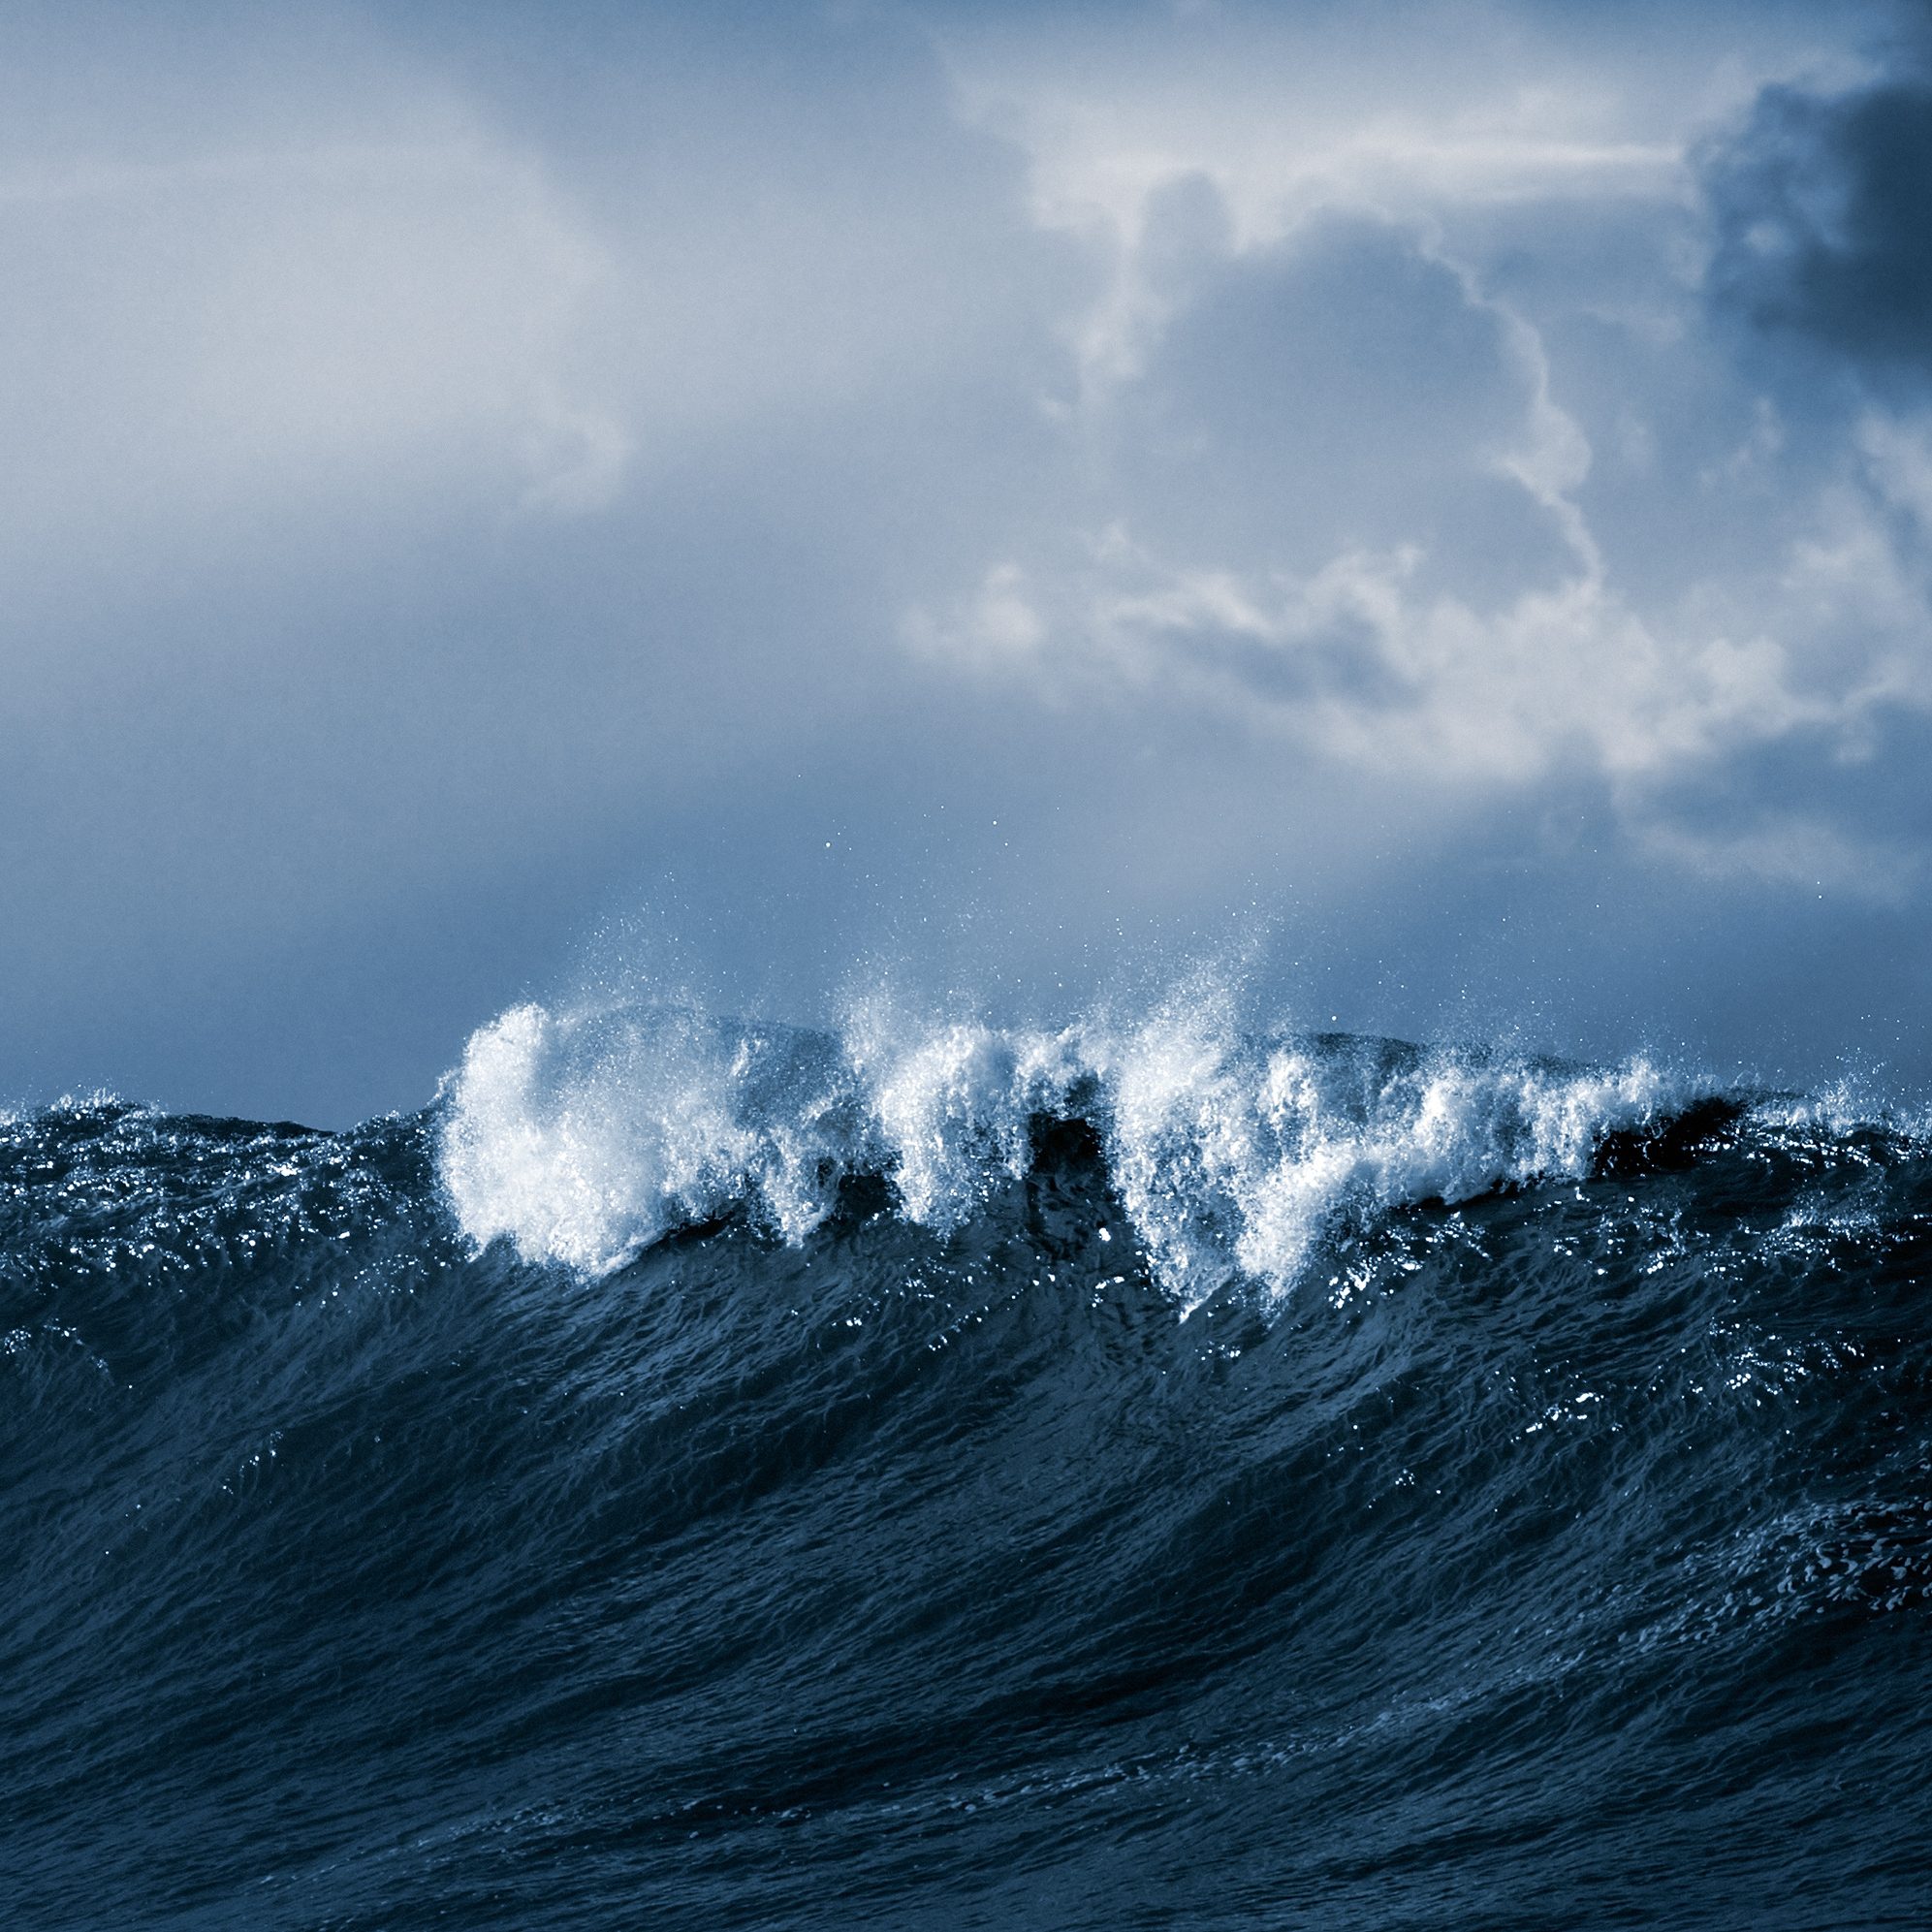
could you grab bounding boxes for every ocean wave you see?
[435,991,1736,1300]
[6,1011,1931,1930]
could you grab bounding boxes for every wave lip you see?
[435,997,1737,1301]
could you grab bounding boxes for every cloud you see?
[907,189,1805,782]
[6,0,1932,1121]
[904,20,1932,909]
[1704,68,1932,382]
[0,121,626,636]
[0,2,1103,1119]
[1107,210,1572,586]
[914,531,1825,788]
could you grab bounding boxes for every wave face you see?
[5,1016,1932,1929]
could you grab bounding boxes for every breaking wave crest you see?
[437,990,1726,1301]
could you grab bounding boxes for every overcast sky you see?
[6,0,1932,1124]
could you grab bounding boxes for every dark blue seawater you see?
[4,1008,1930,1928]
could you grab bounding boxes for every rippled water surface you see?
[5,1015,1930,1928]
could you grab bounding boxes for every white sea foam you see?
[436,984,1719,1300]
[1094,997,1692,1306]
[437,1002,852,1276]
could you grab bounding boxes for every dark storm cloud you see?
[1705,65,1932,382]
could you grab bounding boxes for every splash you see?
[435,984,1720,1300]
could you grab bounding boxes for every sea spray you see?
[438,986,1716,1301]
